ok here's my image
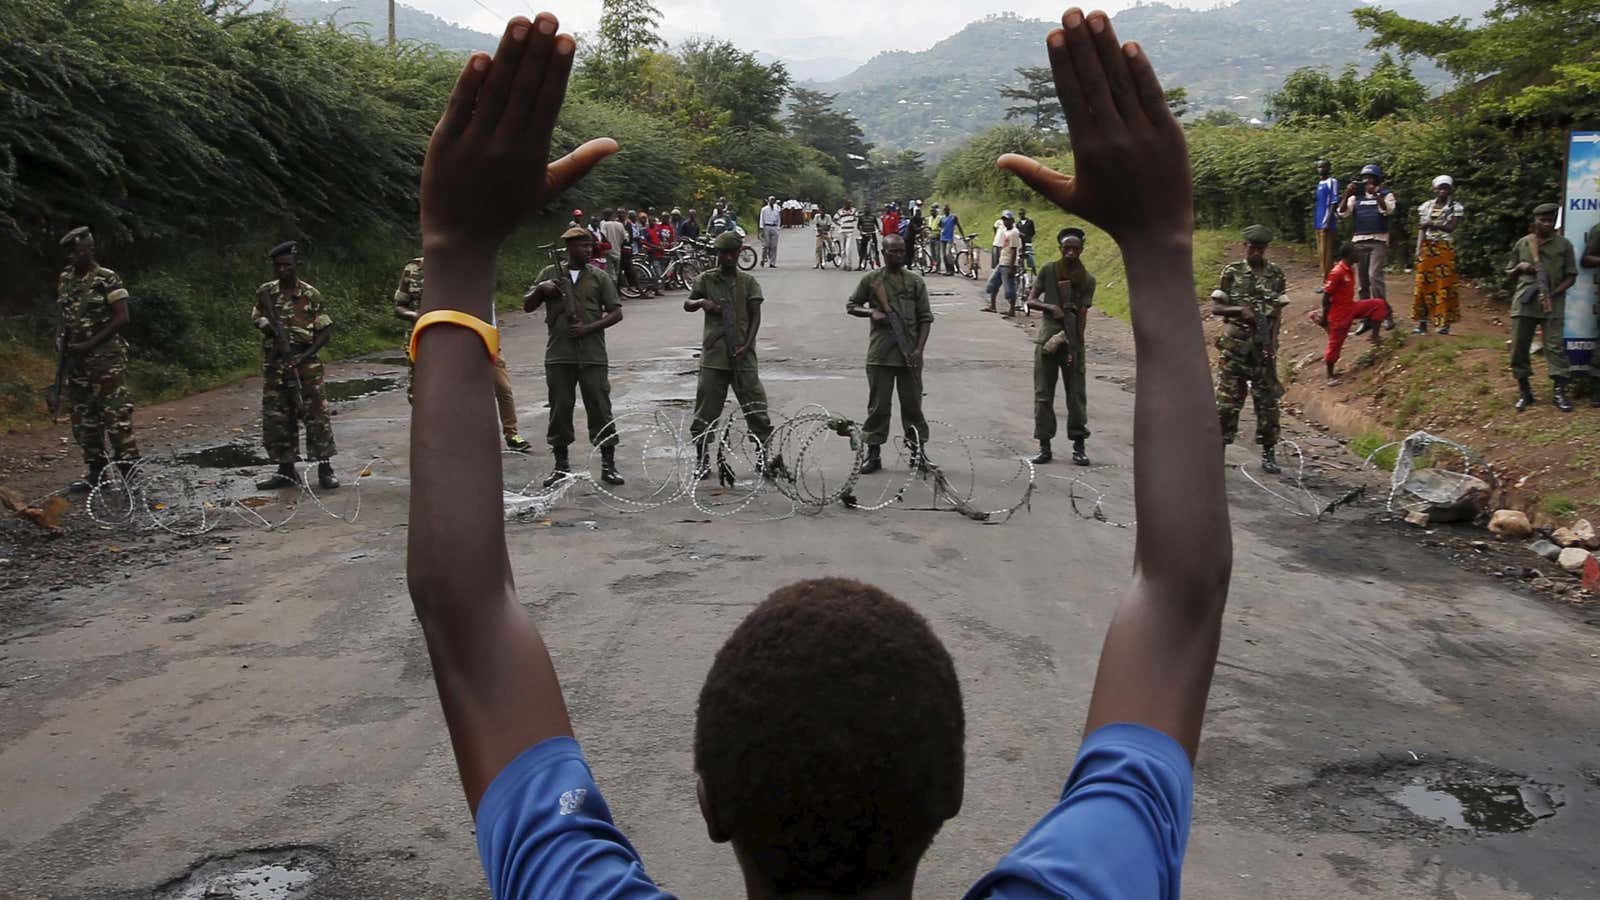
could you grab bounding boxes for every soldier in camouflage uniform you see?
[55,227,140,490]
[1211,225,1290,473]
[1025,227,1096,467]
[524,227,626,488]
[253,241,338,490]
[394,257,532,452]
[685,231,779,480]
[846,234,935,474]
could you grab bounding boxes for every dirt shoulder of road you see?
[1220,241,1600,527]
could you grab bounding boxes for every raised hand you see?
[997,9,1191,245]
[420,14,617,260]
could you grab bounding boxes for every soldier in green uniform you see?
[524,226,625,488]
[846,234,934,474]
[1211,225,1289,473]
[1025,227,1096,466]
[685,231,779,479]
[55,227,141,490]
[394,257,532,451]
[253,241,339,490]
[1506,203,1578,412]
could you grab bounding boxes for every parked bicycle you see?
[953,233,983,279]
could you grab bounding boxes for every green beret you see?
[268,240,298,259]
[1242,224,1274,244]
[713,232,744,252]
[561,226,592,241]
[1531,202,1559,216]
[59,226,91,247]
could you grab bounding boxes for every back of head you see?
[694,578,964,895]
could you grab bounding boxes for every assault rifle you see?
[44,328,69,416]
[872,276,915,363]
[1529,231,1554,315]
[256,284,305,417]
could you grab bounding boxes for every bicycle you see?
[657,244,703,291]
[953,233,982,279]
[819,234,845,269]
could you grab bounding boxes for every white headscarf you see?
[1432,175,1454,189]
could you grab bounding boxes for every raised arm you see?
[408,13,617,811]
[999,7,1230,761]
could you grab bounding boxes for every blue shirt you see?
[1315,177,1339,230]
[476,724,1191,899]
[942,215,958,242]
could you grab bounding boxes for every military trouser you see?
[408,356,520,439]
[1511,314,1569,381]
[863,364,929,448]
[545,363,617,449]
[1033,343,1089,442]
[1215,345,1280,448]
[66,348,139,471]
[692,366,773,445]
[263,353,336,464]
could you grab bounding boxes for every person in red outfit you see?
[1316,242,1388,384]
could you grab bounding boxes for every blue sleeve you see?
[475,736,675,900]
[963,724,1193,900]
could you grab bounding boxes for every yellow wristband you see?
[408,310,499,362]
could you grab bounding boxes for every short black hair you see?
[1337,241,1359,261]
[694,578,964,895]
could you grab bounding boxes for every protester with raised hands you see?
[408,9,1229,899]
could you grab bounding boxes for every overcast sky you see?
[405,0,1211,65]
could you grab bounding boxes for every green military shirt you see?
[1510,234,1577,318]
[254,280,331,348]
[537,263,621,365]
[847,268,934,367]
[1218,259,1288,347]
[688,269,763,371]
[58,266,130,352]
[1034,260,1096,348]
[395,257,424,343]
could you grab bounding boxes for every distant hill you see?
[274,0,494,53]
[823,0,1472,158]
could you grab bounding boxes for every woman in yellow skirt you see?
[1413,175,1465,334]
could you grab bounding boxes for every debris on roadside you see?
[1489,509,1533,538]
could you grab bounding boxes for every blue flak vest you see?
[1351,190,1393,236]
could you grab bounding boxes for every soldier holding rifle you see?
[846,234,934,474]
[54,226,141,491]
[1506,203,1578,412]
[253,241,339,490]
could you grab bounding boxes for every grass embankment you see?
[0,219,566,432]
[936,193,1230,321]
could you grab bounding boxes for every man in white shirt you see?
[836,200,860,269]
[985,211,1023,315]
[813,207,836,268]
[991,212,1008,269]
[759,197,782,268]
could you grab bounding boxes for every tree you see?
[1354,0,1600,122]
[1164,87,1190,120]
[999,66,1061,132]
[785,87,873,187]
[579,0,664,102]
[1265,55,1426,124]
[679,39,790,131]
[1198,109,1242,127]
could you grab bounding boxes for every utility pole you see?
[387,0,396,48]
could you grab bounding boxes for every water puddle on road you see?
[325,375,401,402]
[175,443,270,468]
[1391,782,1555,834]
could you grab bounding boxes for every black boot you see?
[1553,377,1574,413]
[256,462,298,490]
[860,444,883,474]
[542,447,571,488]
[1072,439,1090,466]
[1261,446,1281,474]
[1030,439,1052,465]
[69,463,104,493]
[1515,378,1536,412]
[600,445,625,485]
[317,461,340,490]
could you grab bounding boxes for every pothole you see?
[325,376,401,402]
[155,846,331,900]
[1282,755,1562,841]
[175,443,271,469]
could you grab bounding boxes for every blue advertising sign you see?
[1565,131,1600,373]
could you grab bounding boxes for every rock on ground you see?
[1489,508,1533,538]
[1558,547,1593,574]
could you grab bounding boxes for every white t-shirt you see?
[997,227,1023,266]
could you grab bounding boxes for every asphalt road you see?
[1,229,1597,899]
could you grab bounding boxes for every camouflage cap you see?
[1532,202,1559,216]
[713,232,744,252]
[59,226,91,247]
[1242,224,1274,244]
[561,226,592,241]
[268,240,298,259]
